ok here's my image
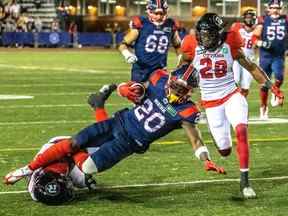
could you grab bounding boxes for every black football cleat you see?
[88,84,117,109]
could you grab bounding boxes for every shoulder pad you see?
[257,16,265,25]
[149,69,168,86]
[130,16,143,29]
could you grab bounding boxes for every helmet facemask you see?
[243,10,257,27]
[146,0,168,26]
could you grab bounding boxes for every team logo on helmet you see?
[196,13,225,51]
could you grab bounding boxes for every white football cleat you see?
[242,186,257,199]
[259,106,269,120]
[4,166,33,185]
[270,92,281,107]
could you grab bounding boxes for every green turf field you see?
[0,49,287,216]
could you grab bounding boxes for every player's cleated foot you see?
[241,186,257,199]
[270,92,281,107]
[85,175,97,191]
[4,165,33,185]
[259,106,269,120]
[88,84,117,109]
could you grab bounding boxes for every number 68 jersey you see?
[181,31,244,108]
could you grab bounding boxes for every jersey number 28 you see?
[199,58,228,79]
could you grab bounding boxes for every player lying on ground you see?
[179,13,284,199]
[4,64,226,203]
[4,84,117,205]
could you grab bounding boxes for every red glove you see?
[205,160,226,175]
[271,85,284,106]
[117,81,145,103]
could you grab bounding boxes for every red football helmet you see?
[146,0,169,26]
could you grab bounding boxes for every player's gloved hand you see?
[117,82,145,103]
[121,49,138,64]
[271,84,284,106]
[256,40,271,49]
[205,160,226,175]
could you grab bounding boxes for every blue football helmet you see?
[166,64,198,104]
[268,0,283,7]
[268,0,283,18]
[146,0,169,26]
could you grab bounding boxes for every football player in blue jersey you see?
[5,64,226,195]
[118,0,182,82]
[252,0,288,119]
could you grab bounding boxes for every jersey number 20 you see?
[134,99,166,133]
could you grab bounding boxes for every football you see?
[130,83,145,100]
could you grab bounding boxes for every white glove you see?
[121,49,138,64]
[256,40,271,49]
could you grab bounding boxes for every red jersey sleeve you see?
[230,22,242,32]
[180,34,198,61]
[225,30,244,60]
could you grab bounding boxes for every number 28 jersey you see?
[181,31,243,108]
[118,69,200,147]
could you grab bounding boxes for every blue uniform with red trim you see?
[258,15,288,81]
[130,16,178,82]
[74,69,200,172]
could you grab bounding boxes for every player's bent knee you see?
[81,156,98,174]
[218,148,232,157]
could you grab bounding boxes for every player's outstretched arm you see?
[118,29,139,64]
[181,121,226,174]
[236,49,284,105]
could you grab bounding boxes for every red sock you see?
[275,80,283,88]
[72,151,89,171]
[260,88,268,107]
[29,139,73,170]
[94,108,108,122]
[235,124,249,171]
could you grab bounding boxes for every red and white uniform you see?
[27,136,98,201]
[231,22,254,89]
[181,31,248,150]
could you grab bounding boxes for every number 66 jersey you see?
[181,31,244,108]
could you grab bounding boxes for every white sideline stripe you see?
[0,95,34,100]
[1,137,288,152]
[0,103,129,109]
[1,176,288,195]
[0,117,288,126]
[0,64,128,74]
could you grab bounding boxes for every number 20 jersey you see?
[118,69,200,147]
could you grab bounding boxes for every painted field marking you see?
[0,95,34,100]
[0,117,287,126]
[0,64,128,74]
[0,175,287,195]
[0,137,288,153]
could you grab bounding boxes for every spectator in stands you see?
[34,16,42,32]
[68,21,78,47]
[51,18,60,32]
[5,0,21,20]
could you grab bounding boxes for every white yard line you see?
[0,64,128,74]
[0,176,287,195]
[0,117,288,126]
[0,95,34,100]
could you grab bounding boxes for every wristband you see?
[194,146,210,160]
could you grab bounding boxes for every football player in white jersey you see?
[180,13,284,199]
[231,9,257,97]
